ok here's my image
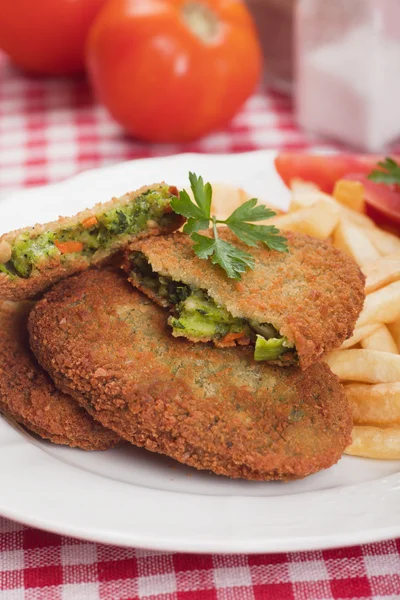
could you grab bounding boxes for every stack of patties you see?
[27,224,364,479]
[0,178,365,479]
[0,183,183,449]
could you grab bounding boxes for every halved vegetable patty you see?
[128,252,295,363]
[0,183,184,300]
[0,301,120,450]
[28,269,352,481]
[124,229,365,369]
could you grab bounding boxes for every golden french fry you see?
[288,175,400,461]
[206,184,248,221]
[333,180,365,213]
[290,179,376,229]
[333,219,380,266]
[341,324,380,349]
[361,324,398,353]
[289,180,333,211]
[269,200,339,239]
[344,210,377,230]
[364,227,400,256]
[388,319,400,353]
[345,426,400,459]
[344,382,400,427]
[362,254,400,294]
[357,281,400,327]
[290,179,320,193]
[208,183,283,222]
[325,349,400,383]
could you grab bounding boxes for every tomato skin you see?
[275,153,400,194]
[343,173,400,232]
[0,0,108,75]
[86,0,262,142]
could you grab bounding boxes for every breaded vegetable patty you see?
[0,302,120,450]
[124,230,365,369]
[0,183,184,301]
[29,270,352,481]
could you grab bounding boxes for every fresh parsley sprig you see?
[368,157,400,186]
[171,172,288,280]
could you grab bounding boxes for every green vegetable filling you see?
[170,291,247,340]
[130,252,296,363]
[254,335,294,361]
[1,187,176,279]
[11,232,59,278]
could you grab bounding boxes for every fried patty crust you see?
[0,301,120,450]
[29,270,352,480]
[0,183,184,301]
[125,230,365,370]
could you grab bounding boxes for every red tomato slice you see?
[275,153,400,194]
[343,174,400,232]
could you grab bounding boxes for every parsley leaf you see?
[172,172,288,280]
[225,198,277,223]
[171,172,211,234]
[227,222,288,249]
[225,198,288,250]
[170,189,204,220]
[368,157,400,186]
[188,172,212,216]
[192,232,255,280]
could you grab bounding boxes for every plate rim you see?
[1,416,399,553]
[1,150,399,553]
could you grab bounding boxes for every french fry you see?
[290,179,320,193]
[289,180,334,211]
[360,325,398,353]
[282,174,400,461]
[357,280,400,327]
[208,184,249,221]
[340,324,380,349]
[345,426,400,460]
[325,349,400,383]
[209,183,283,222]
[344,382,400,427]
[388,319,400,352]
[364,227,400,255]
[290,179,376,228]
[269,200,339,239]
[333,219,380,266]
[333,180,365,213]
[343,210,377,230]
[362,254,400,294]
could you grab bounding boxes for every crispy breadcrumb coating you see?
[0,301,120,450]
[29,270,352,480]
[0,183,184,301]
[125,230,365,369]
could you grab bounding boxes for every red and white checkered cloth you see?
[1,518,400,600]
[1,53,400,600]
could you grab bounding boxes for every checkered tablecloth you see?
[1,52,400,600]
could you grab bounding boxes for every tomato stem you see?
[182,2,220,44]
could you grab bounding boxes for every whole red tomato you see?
[0,0,108,75]
[86,0,262,142]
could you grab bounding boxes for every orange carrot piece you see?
[55,240,84,254]
[221,331,247,345]
[82,216,98,229]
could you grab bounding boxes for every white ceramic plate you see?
[1,151,400,553]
